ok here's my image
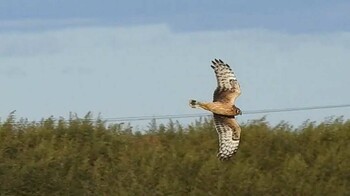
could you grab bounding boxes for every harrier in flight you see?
[189,59,242,160]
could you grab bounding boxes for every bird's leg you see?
[197,102,236,116]
[189,100,239,116]
[196,102,211,111]
[189,100,214,110]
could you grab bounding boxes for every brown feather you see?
[214,114,241,160]
[189,59,243,160]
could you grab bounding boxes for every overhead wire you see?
[101,103,350,122]
[2,104,350,124]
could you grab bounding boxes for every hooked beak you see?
[236,108,242,116]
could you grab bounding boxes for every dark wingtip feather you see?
[219,59,224,63]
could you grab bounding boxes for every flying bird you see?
[189,59,242,160]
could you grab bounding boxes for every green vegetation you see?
[0,114,349,195]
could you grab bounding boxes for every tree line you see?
[0,114,349,195]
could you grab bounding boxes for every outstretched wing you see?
[211,59,241,104]
[213,114,241,160]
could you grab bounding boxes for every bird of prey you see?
[189,59,242,160]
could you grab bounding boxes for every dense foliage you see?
[0,114,349,195]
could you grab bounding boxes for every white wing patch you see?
[211,59,237,91]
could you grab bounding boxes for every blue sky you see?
[1,0,350,128]
[1,0,350,33]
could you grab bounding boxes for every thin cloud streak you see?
[0,18,97,31]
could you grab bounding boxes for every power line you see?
[3,104,350,124]
[242,104,350,115]
[102,103,350,122]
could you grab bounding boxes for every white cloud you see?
[0,32,62,57]
[0,67,26,77]
[1,24,350,126]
